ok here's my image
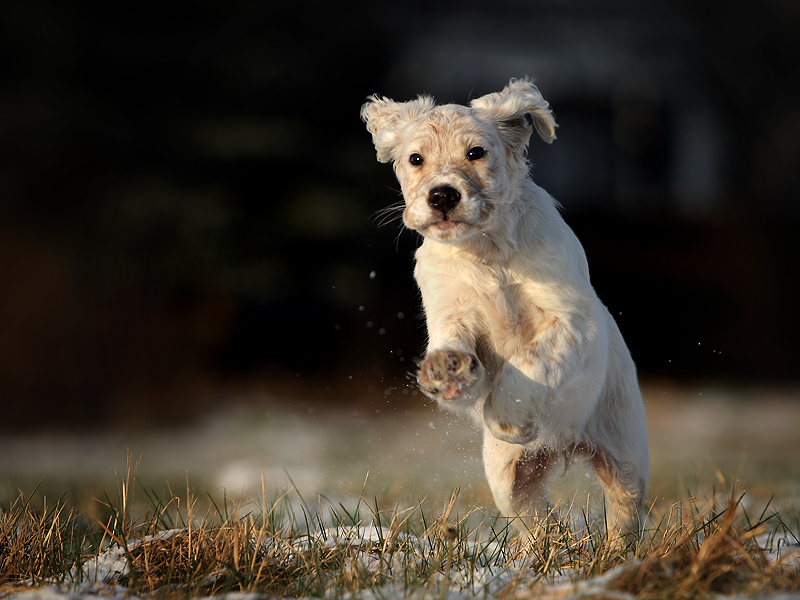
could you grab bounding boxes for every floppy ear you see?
[360,94,435,163]
[470,78,557,149]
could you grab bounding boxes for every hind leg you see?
[483,426,555,535]
[586,445,648,539]
[587,321,650,538]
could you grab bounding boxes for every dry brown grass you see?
[0,486,89,585]
[606,492,800,599]
[1,468,798,599]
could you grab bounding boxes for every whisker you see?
[371,200,405,228]
[391,227,407,251]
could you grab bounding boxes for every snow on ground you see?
[3,523,799,600]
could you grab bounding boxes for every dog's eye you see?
[467,147,485,161]
[409,153,424,166]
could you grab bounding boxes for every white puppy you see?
[361,78,649,537]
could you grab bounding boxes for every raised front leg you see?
[483,311,602,444]
[483,362,544,444]
[418,348,484,406]
[414,264,489,411]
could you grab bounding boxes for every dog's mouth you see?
[433,219,461,231]
[417,216,476,240]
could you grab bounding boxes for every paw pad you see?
[418,349,482,403]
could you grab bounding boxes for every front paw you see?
[484,398,539,444]
[417,349,482,403]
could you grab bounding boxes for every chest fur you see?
[476,273,543,356]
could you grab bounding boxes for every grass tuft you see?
[609,490,800,599]
[0,485,92,586]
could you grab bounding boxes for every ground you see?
[0,381,798,599]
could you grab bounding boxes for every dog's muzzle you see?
[427,186,461,215]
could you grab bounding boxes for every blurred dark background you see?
[1,1,798,430]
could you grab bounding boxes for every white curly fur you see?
[362,78,649,538]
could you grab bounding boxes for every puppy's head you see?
[361,78,557,243]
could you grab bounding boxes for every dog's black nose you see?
[427,186,461,213]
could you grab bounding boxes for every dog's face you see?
[390,107,510,243]
[362,79,557,243]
